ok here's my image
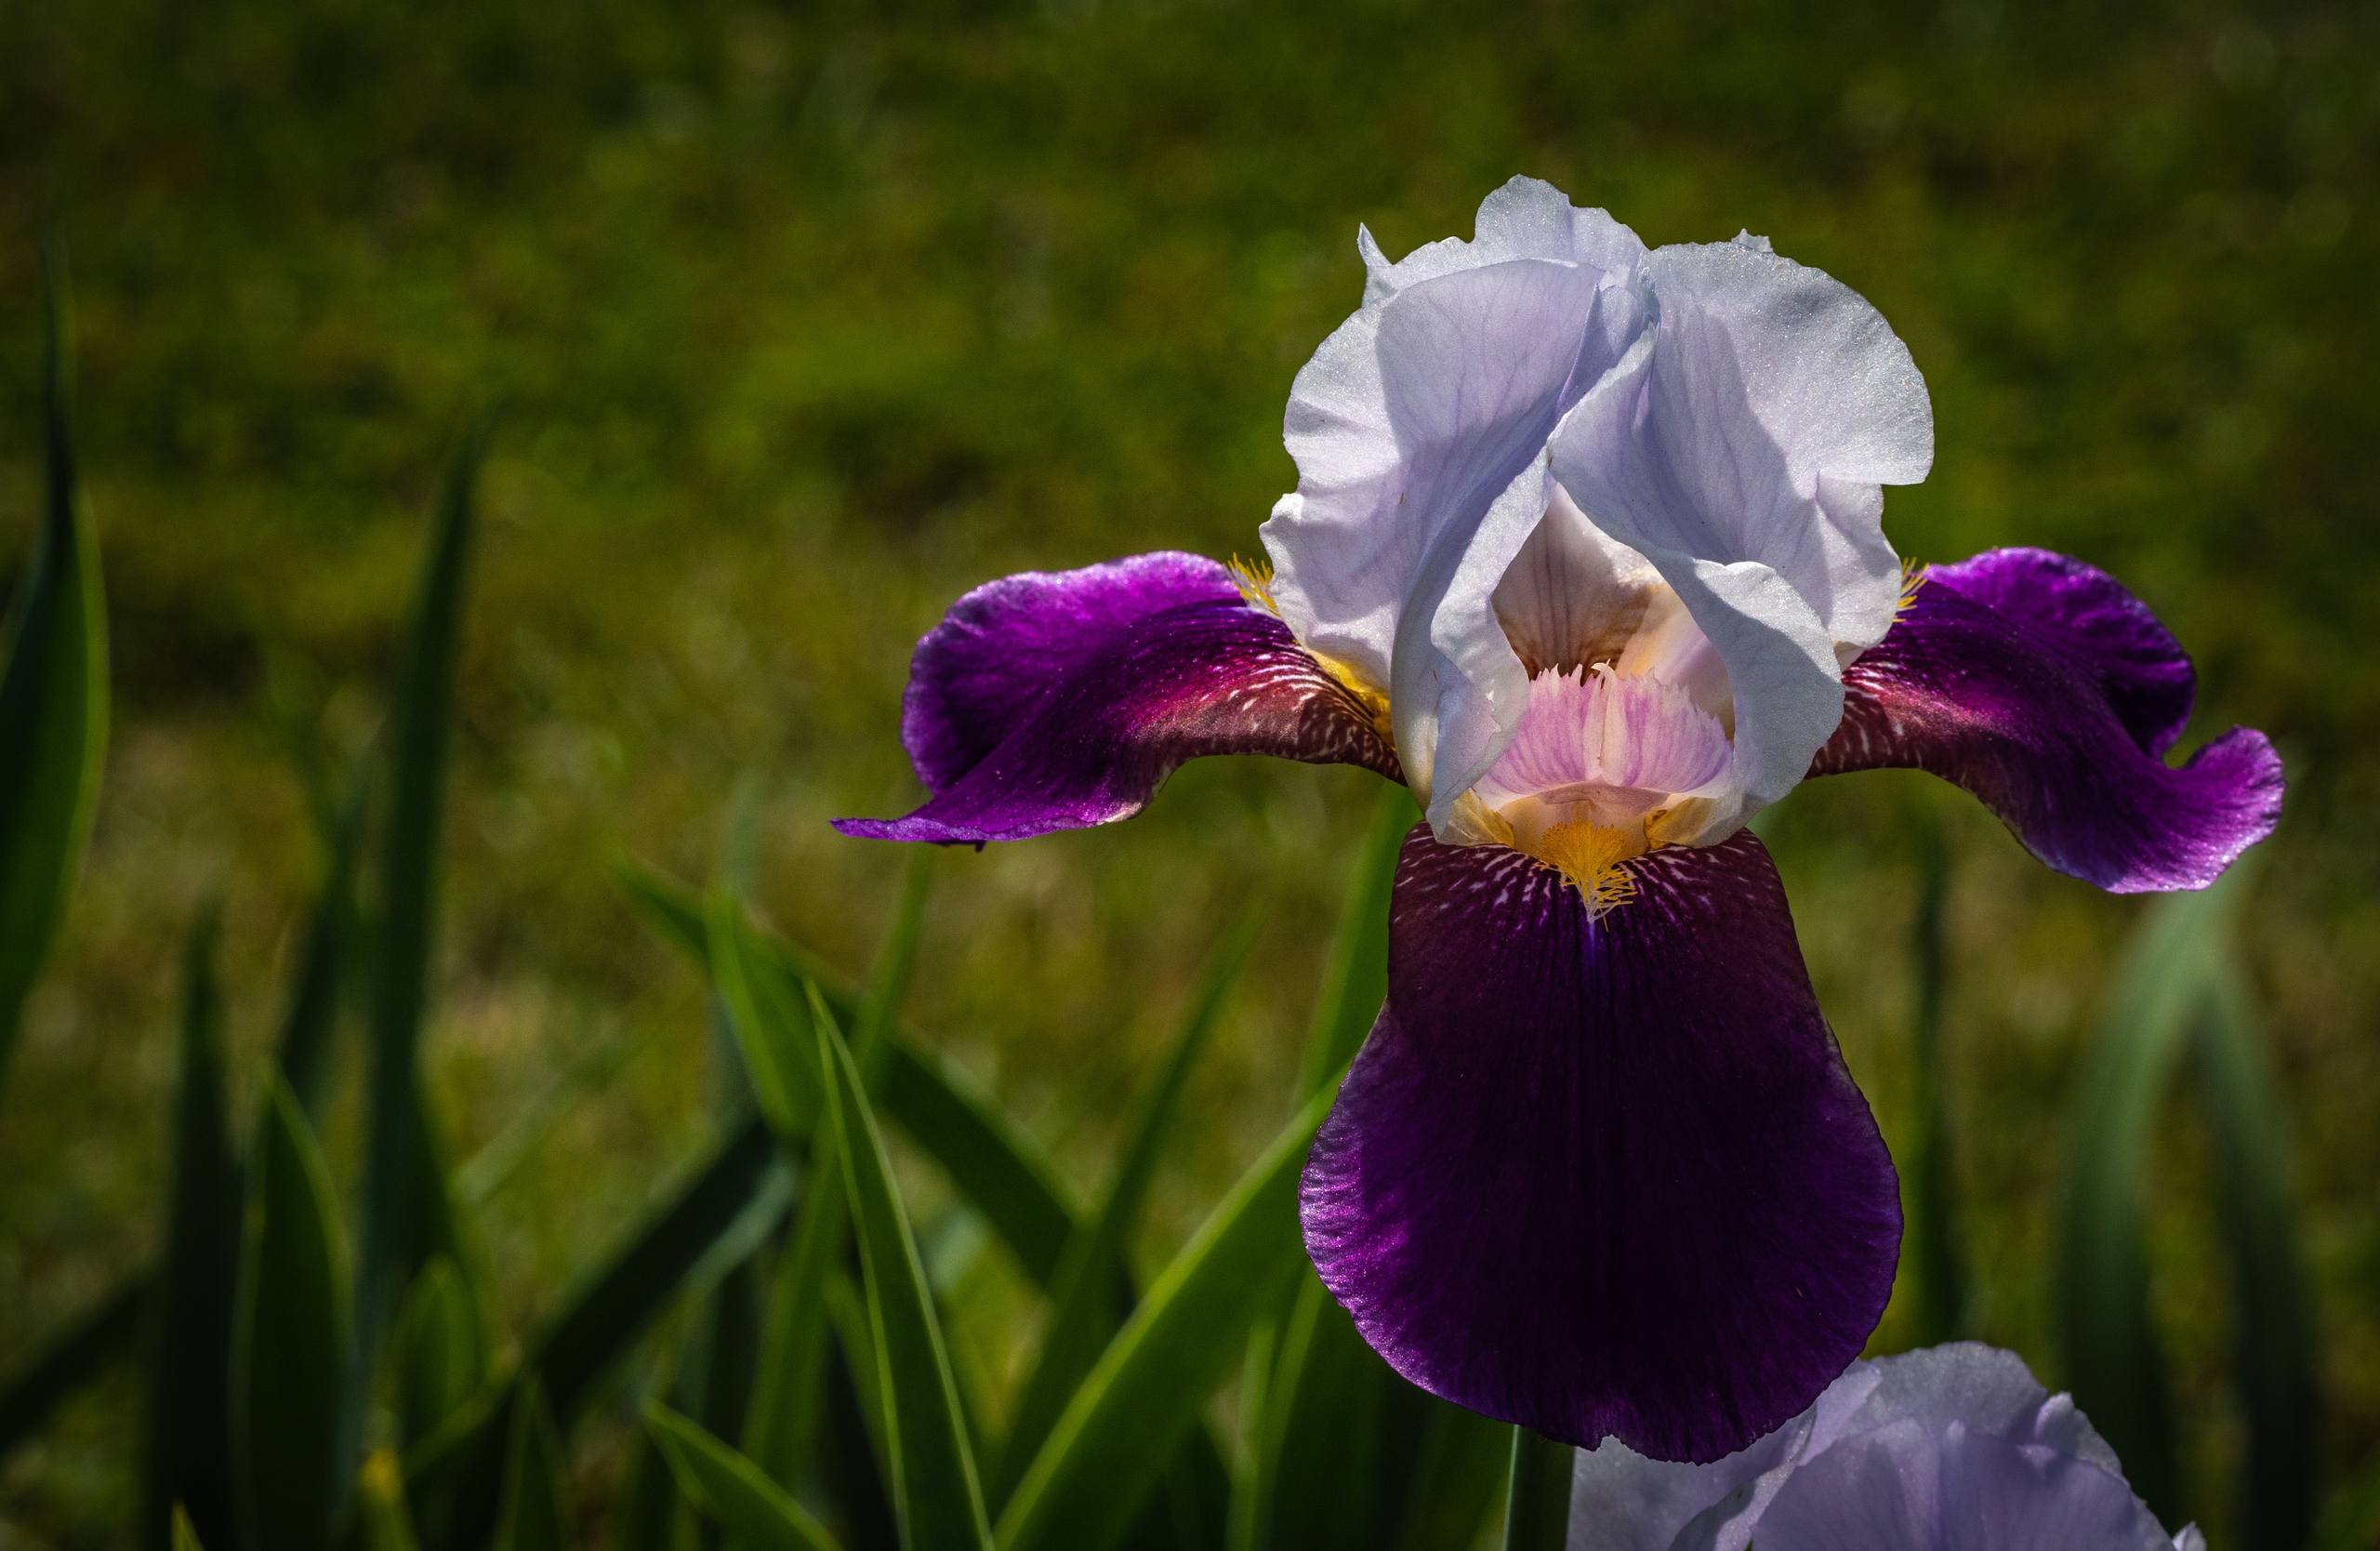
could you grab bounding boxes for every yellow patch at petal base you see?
[1227,553,1281,615]
[1309,649,1394,744]
[1538,820,1641,921]
[1897,557,1930,616]
[1225,552,1393,744]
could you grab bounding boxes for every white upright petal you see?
[1568,1346,2190,1551]
[1557,240,1932,659]
[1360,175,1646,305]
[1814,1343,2122,1476]
[1263,250,1642,818]
[1569,1366,1886,1551]
[1548,244,1930,837]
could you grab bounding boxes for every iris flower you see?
[1569,1343,2203,1550]
[838,179,2281,1462]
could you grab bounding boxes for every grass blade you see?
[496,1381,574,1551]
[530,1116,794,1423]
[0,1271,146,1462]
[711,892,825,1139]
[357,425,490,1367]
[1238,1277,1412,1551]
[413,1116,794,1550]
[1499,1428,1572,1551]
[648,1404,847,1551]
[681,1250,767,1448]
[819,985,994,1549]
[742,1117,851,1489]
[1233,790,1419,1551]
[616,862,1083,1290]
[995,1080,1336,1551]
[362,1449,429,1551]
[276,766,368,1119]
[233,1079,356,1551]
[995,916,1255,1496]
[1905,823,1968,1345]
[1387,1390,1510,1551]
[2196,961,2318,1551]
[394,1257,490,1455]
[615,1420,693,1551]
[820,1300,903,1551]
[142,909,238,1548]
[873,1041,1076,1290]
[0,249,108,1088]
[734,857,929,1493]
[1294,786,1410,1098]
[2056,869,2249,1526]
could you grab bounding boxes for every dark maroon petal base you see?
[838,552,1398,845]
[1302,828,1900,1464]
[1814,548,2281,893]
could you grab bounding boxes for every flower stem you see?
[1501,1425,1573,1550]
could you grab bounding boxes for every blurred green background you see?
[3,0,2375,1544]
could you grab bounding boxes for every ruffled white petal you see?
[1550,252,1924,839]
[1268,182,1932,847]
[1569,1346,2188,1551]
[1811,1343,2123,1476]
[1556,240,1932,656]
[1359,175,1646,306]
[1263,241,1643,822]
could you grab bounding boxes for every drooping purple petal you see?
[837,552,1398,845]
[892,550,1241,792]
[1812,548,2281,893]
[1302,827,1900,1464]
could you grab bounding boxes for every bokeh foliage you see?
[3,0,2376,1544]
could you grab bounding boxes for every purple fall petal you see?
[1302,827,1900,1464]
[837,551,1398,845]
[1813,547,2281,892]
[894,550,1238,792]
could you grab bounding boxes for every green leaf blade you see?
[741,1121,850,1490]
[819,988,994,1550]
[394,1257,489,1456]
[0,252,108,1087]
[0,1273,148,1463]
[1234,796,1437,1551]
[417,1116,794,1551]
[531,1116,795,1425]
[1294,787,1409,1099]
[617,860,1084,1292]
[997,1082,1335,1551]
[1904,823,1968,1346]
[234,1080,357,1551]
[495,1382,575,1551]
[275,768,368,1120]
[2056,869,2250,1528]
[357,426,490,1369]
[996,916,1254,1496]
[1498,1427,1572,1551]
[648,1404,845,1551]
[2195,963,2318,1551]
[710,891,825,1140]
[142,911,239,1549]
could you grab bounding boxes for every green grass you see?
[4,0,2377,1544]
